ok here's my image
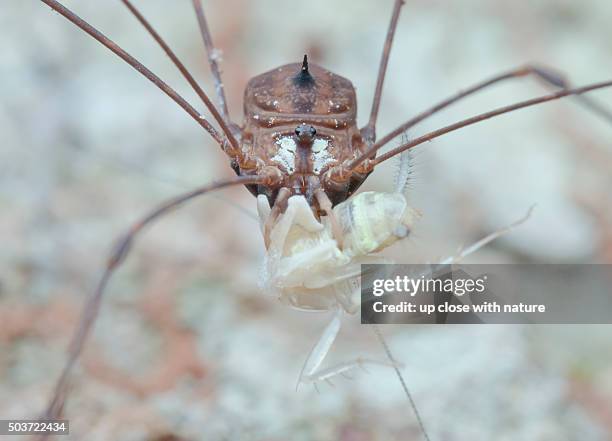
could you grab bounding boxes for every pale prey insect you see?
[34,0,612,439]
[258,170,419,384]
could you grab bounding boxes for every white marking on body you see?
[312,138,333,174]
[272,136,297,173]
[278,136,297,151]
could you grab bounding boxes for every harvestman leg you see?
[35,3,266,428]
[40,0,248,163]
[119,0,240,151]
[367,65,612,155]
[336,79,612,173]
[360,1,612,150]
[37,175,266,434]
[362,0,406,144]
[192,0,233,128]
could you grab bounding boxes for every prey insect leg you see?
[368,206,535,441]
[297,309,342,389]
[297,309,400,389]
[440,205,535,265]
[37,175,266,437]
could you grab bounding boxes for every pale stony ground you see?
[1,0,612,440]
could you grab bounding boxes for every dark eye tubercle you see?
[295,123,317,146]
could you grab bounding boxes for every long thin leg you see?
[192,0,231,124]
[343,78,612,170]
[306,357,399,385]
[362,0,405,144]
[440,205,535,265]
[38,175,266,434]
[298,309,343,388]
[364,65,612,159]
[39,0,244,161]
[360,206,535,309]
[120,0,239,151]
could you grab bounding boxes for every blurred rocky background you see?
[1,0,611,439]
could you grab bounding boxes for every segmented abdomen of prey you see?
[337,192,419,256]
[259,192,419,314]
[241,62,369,205]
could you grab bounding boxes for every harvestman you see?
[35,0,612,439]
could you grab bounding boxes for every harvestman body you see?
[36,0,612,439]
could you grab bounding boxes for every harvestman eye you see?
[295,123,317,142]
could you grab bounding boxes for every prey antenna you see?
[192,0,231,122]
[38,174,267,433]
[363,0,405,143]
[372,325,431,441]
[347,79,612,170]
[120,0,240,152]
[39,0,244,161]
